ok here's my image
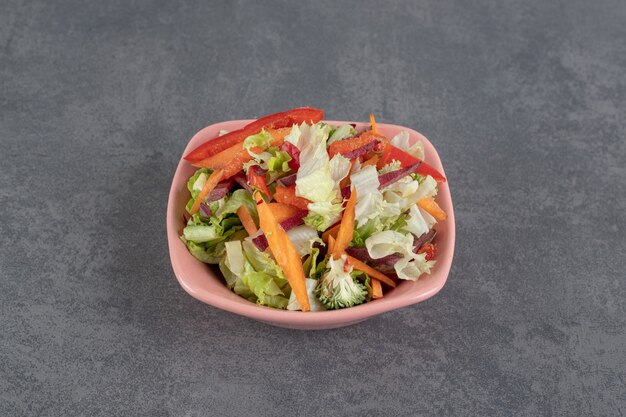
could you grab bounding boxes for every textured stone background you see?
[1,0,625,416]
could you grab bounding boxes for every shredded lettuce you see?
[327,124,357,145]
[286,225,322,257]
[217,240,292,308]
[243,130,272,153]
[378,160,402,174]
[390,130,425,160]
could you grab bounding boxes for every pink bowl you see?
[167,120,455,330]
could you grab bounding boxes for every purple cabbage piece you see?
[340,139,380,160]
[413,228,437,252]
[199,203,212,218]
[251,210,308,251]
[377,162,422,189]
[277,173,297,187]
[233,175,253,194]
[205,180,234,203]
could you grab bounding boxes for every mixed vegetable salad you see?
[181,107,447,311]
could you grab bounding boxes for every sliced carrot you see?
[370,113,378,134]
[361,154,379,168]
[273,184,311,210]
[371,278,383,299]
[256,192,310,312]
[189,169,224,215]
[192,130,286,179]
[417,197,448,221]
[344,254,396,288]
[332,188,357,259]
[321,222,341,243]
[328,235,336,255]
[266,202,302,223]
[236,206,258,236]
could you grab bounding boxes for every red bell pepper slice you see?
[247,165,271,199]
[379,143,446,182]
[184,107,324,163]
[245,107,324,131]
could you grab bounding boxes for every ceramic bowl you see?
[167,120,455,330]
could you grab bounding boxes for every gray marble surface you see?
[1,0,625,416]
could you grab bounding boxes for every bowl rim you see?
[167,119,455,327]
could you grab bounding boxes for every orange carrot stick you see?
[417,197,448,221]
[333,188,357,258]
[256,192,311,312]
[189,169,224,215]
[344,254,396,288]
[328,235,336,255]
[236,206,258,236]
[322,223,341,243]
[370,113,378,134]
[371,278,383,299]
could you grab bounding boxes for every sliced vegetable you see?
[340,139,380,160]
[236,206,258,236]
[379,143,446,182]
[273,184,311,210]
[377,162,422,189]
[247,165,271,198]
[344,254,397,287]
[370,113,378,133]
[256,192,311,312]
[417,197,448,221]
[371,278,383,299]
[332,188,357,258]
[286,225,321,257]
[321,222,341,243]
[189,169,224,215]
[328,235,336,255]
[245,107,324,132]
[206,179,234,203]
[414,229,437,252]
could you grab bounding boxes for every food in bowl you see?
[180,107,448,312]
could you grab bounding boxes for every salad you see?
[181,107,447,311]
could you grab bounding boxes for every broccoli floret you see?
[315,255,367,309]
